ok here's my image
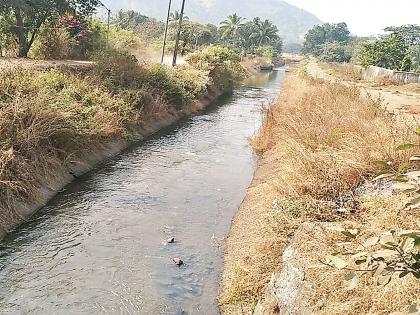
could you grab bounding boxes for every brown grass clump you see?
[220,74,417,314]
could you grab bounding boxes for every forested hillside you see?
[103,0,322,43]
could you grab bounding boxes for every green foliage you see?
[31,25,72,60]
[255,45,275,59]
[169,10,189,22]
[0,13,16,56]
[168,20,218,54]
[220,15,282,56]
[302,22,350,56]
[93,49,214,108]
[219,13,245,48]
[358,34,409,70]
[187,46,246,92]
[0,0,100,57]
[320,42,352,63]
[407,45,420,72]
[29,17,137,60]
[384,24,420,46]
[112,10,149,30]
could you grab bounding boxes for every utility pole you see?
[172,0,186,67]
[98,1,111,49]
[106,9,111,49]
[161,0,172,64]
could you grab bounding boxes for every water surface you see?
[0,70,284,314]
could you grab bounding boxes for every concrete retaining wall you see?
[363,65,420,84]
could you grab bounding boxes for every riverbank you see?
[0,46,245,240]
[220,67,419,314]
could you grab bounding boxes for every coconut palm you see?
[113,10,148,30]
[251,18,279,47]
[169,10,189,22]
[219,13,245,48]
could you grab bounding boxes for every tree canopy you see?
[358,34,408,70]
[302,22,350,57]
[0,0,99,56]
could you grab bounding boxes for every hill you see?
[102,0,322,43]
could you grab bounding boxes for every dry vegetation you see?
[319,62,363,82]
[0,47,245,233]
[220,74,419,314]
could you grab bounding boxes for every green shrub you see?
[92,50,213,109]
[92,49,143,91]
[143,63,192,108]
[31,27,72,60]
[186,46,246,92]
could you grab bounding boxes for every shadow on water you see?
[0,70,285,315]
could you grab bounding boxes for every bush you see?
[92,49,225,109]
[31,27,72,60]
[186,46,246,92]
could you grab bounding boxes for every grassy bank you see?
[220,72,419,313]
[0,46,245,236]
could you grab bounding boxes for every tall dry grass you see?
[252,76,414,202]
[220,74,417,314]
[0,67,133,229]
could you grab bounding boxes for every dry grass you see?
[305,195,420,315]
[319,62,363,82]
[0,67,137,229]
[220,74,417,314]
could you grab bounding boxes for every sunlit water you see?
[0,70,284,315]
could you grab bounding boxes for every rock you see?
[392,182,417,193]
[172,258,184,266]
[406,171,420,182]
[254,223,329,315]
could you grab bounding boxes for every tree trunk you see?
[15,10,28,57]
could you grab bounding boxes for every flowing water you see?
[0,70,284,315]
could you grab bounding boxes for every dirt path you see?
[0,57,94,70]
[307,59,420,118]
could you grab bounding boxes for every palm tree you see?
[113,10,148,30]
[219,13,245,48]
[251,19,279,47]
[169,10,189,22]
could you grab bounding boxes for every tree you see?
[219,13,245,48]
[251,18,279,47]
[358,34,408,70]
[0,13,16,56]
[302,22,350,57]
[169,21,216,54]
[112,10,148,30]
[384,24,420,46]
[0,0,99,57]
[169,10,189,22]
[408,45,420,72]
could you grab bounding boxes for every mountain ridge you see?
[102,0,322,43]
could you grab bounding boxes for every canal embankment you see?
[0,46,245,240]
[220,65,419,314]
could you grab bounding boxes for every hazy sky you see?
[285,0,420,36]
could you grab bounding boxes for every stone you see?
[172,258,184,266]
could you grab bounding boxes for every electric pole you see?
[172,0,186,67]
[161,0,172,64]
[98,1,111,50]
[106,9,111,49]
